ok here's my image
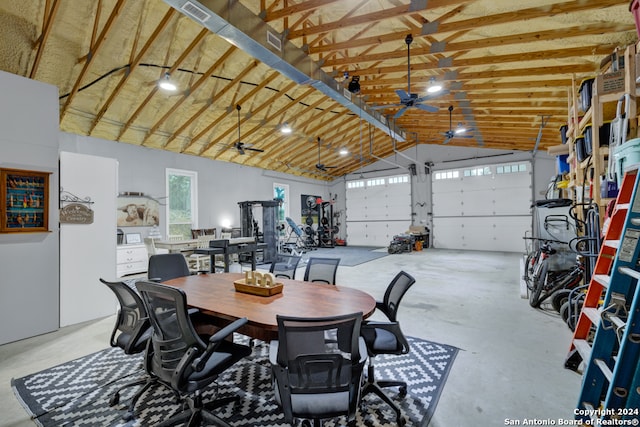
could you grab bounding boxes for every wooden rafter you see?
[198,80,300,156]
[162,60,260,149]
[116,28,210,141]
[265,0,341,21]
[181,72,282,154]
[60,0,126,121]
[29,0,60,79]
[88,7,177,134]
[141,45,239,145]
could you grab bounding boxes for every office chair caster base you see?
[109,393,120,406]
[122,411,135,422]
[398,385,407,398]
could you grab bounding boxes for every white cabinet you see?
[117,244,147,277]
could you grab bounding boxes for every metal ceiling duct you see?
[163,0,406,142]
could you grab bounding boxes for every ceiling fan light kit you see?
[371,34,447,119]
[442,106,475,144]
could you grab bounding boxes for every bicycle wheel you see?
[523,250,539,291]
[551,288,572,313]
[529,260,548,308]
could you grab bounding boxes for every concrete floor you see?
[0,249,581,426]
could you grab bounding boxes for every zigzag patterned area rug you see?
[12,336,457,427]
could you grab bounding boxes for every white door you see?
[345,175,411,247]
[432,162,532,252]
[60,152,118,326]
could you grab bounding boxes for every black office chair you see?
[136,280,252,427]
[99,278,152,407]
[360,271,416,426]
[269,253,302,280]
[270,312,366,427]
[147,253,192,282]
[303,257,341,284]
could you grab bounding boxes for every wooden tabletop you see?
[163,273,377,340]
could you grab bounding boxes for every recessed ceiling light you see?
[339,148,349,155]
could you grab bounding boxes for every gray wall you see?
[58,132,340,240]
[0,71,60,345]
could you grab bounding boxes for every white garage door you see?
[345,175,411,247]
[432,162,532,252]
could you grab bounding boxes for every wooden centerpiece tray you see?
[233,278,283,296]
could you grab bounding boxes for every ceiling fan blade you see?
[415,103,439,113]
[236,146,245,155]
[245,147,264,152]
[393,106,409,119]
[443,137,452,145]
[395,89,411,102]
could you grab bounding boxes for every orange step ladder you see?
[565,169,640,421]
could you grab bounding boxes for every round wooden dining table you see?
[163,272,377,341]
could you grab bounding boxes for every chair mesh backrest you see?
[276,312,363,393]
[303,257,341,284]
[148,253,191,282]
[136,281,203,387]
[270,254,302,279]
[382,271,416,321]
[100,278,149,354]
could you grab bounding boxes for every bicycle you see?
[523,237,585,308]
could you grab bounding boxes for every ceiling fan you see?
[442,105,474,144]
[316,137,337,172]
[372,34,448,119]
[233,104,264,155]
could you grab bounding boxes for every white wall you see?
[59,152,118,327]
[0,71,60,345]
[343,144,557,239]
[58,133,335,240]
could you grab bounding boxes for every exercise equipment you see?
[238,200,280,263]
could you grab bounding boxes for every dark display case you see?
[1,168,50,233]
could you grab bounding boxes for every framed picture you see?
[0,168,50,233]
[117,196,160,227]
[125,233,142,244]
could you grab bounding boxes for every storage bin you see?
[579,77,595,113]
[601,178,619,199]
[559,125,568,144]
[613,137,640,185]
[575,136,587,162]
[556,154,570,174]
[584,121,612,155]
